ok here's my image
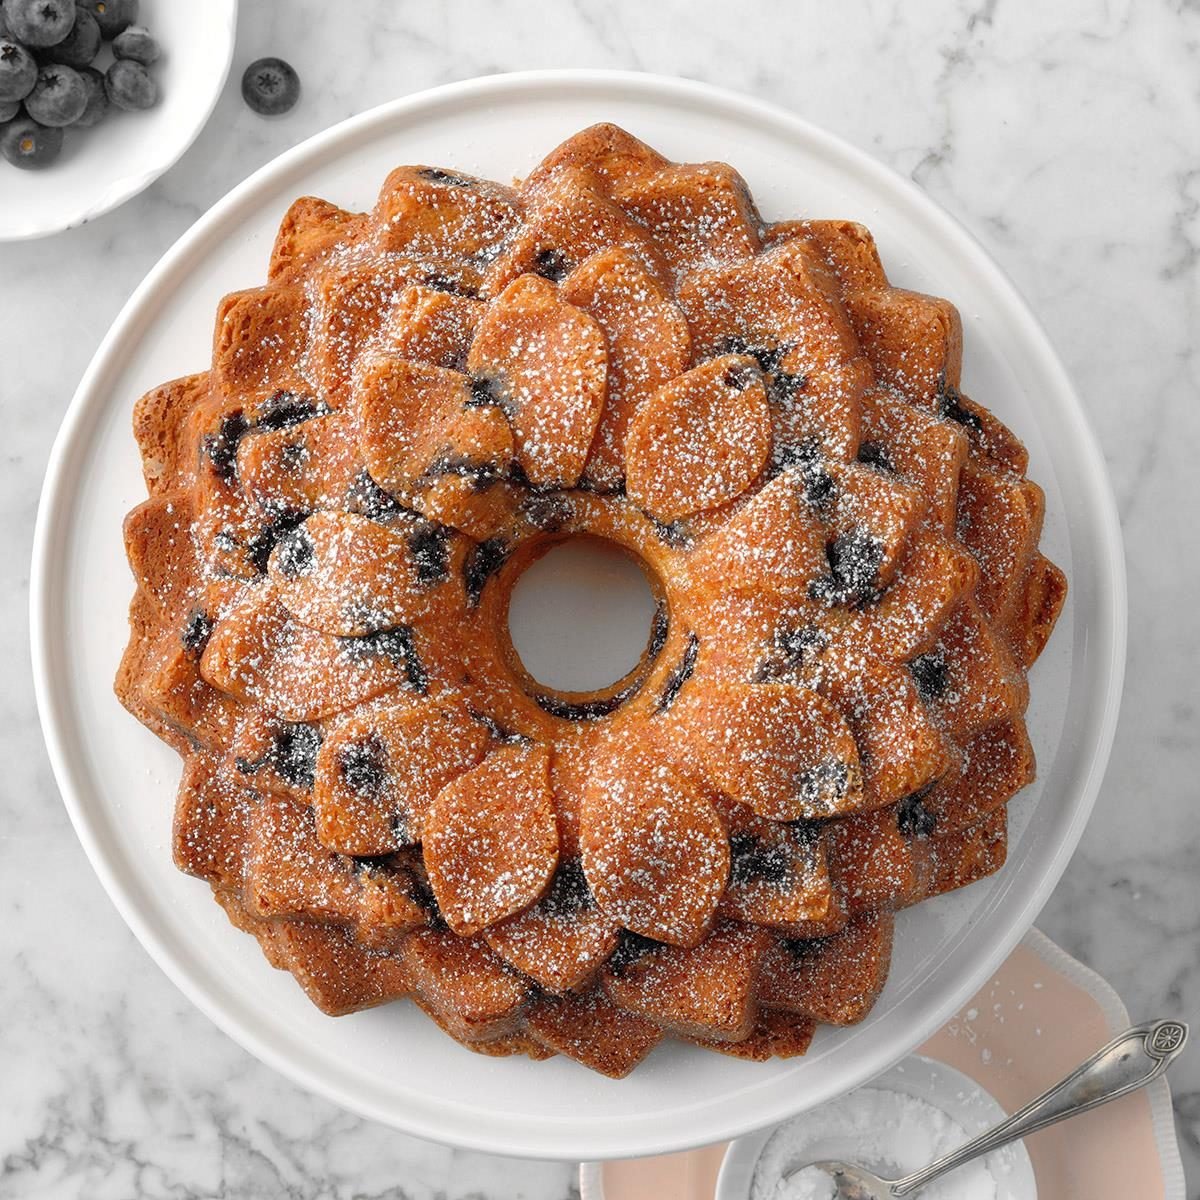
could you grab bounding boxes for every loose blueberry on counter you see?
[1,0,75,47]
[0,113,61,166]
[0,96,17,120]
[104,56,155,110]
[43,7,101,67]
[25,63,86,125]
[72,65,106,126]
[111,22,156,63]
[241,56,300,117]
[0,38,37,101]
[77,0,137,39]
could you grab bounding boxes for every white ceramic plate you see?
[30,71,1126,1160]
[0,0,237,241]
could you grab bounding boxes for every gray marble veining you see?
[2,1,1197,1196]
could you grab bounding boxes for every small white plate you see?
[31,71,1126,1160]
[0,0,237,241]
[714,1056,1037,1200]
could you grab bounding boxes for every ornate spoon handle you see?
[891,1019,1189,1197]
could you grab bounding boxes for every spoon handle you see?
[891,1018,1188,1197]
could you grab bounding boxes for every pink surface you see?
[923,942,1163,1198]
[594,931,1181,1200]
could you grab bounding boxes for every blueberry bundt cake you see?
[117,124,1066,1077]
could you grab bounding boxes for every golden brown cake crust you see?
[117,123,1065,1073]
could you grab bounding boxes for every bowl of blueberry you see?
[0,0,236,240]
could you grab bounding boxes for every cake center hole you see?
[507,538,659,694]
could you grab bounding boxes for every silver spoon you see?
[783,1018,1188,1199]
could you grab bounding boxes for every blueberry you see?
[44,7,101,67]
[104,56,155,110]
[25,63,85,126]
[0,114,62,167]
[72,63,105,125]
[111,22,157,64]
[0,95,17,120]
[76,0,136,38]
[241,56,299,116]
[1,0,75,46]
[0,37,36,101]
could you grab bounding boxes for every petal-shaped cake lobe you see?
[625,355,773,522]
[561,248,692,489]
[424,744,560,936]
[236,411,361,520]
[759,910,895,1026]
[381,284,484,371]
[485,861,620,994]
[373,165,523,261]
[201,584,424,722]
[685,472,828,602]
[313,700,489,854]
[858,384,969,538]
[829,665,956,809]
[355,353,515,496]
[264,917,411,1017]
[243,792,360,923]
[719,804,845,936]
[213,284,310,396]
[466,274,608,487]
[581,739,729,947]
[309,258,428,408]
[132,372,212,496]
[688,1007,816,1061]
[524,123,669,196]
[267,196,366,283]
[614,161,763,277]
[268,510,458,638]
[123,492,199,622]
[665,681,865,821]
[487,167,670,294]
[526,985,663,1079]
[401,926,530,1042]
[171,753,253,888]
[603,922,773,1042]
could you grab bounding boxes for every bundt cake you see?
[116,124,1066,1077]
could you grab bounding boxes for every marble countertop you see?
[3,1,1197,1196]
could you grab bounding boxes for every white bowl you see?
[0,0,237,241]
[715,1055,1037,1200]
[30,70,1126,1160]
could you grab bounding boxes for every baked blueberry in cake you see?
[117,124,1066,1076]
